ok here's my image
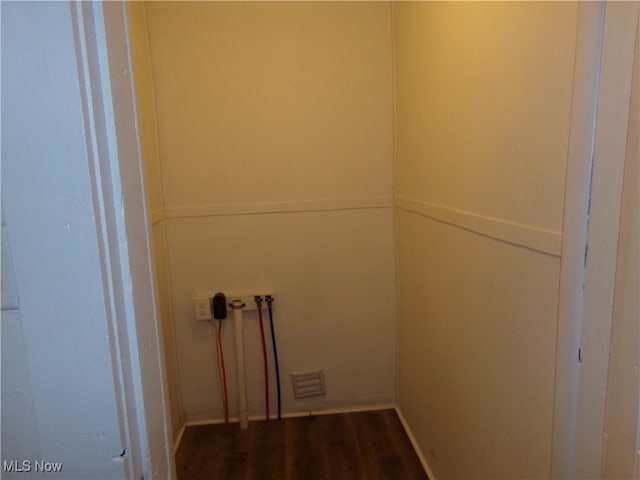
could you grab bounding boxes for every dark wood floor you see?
[176,408,428,479]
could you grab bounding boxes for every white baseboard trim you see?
[395,406,437,480]
[173,424,186,455]
[183,402,397,428]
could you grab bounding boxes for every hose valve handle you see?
[229,299,245,310]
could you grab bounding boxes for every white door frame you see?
[574,3,638,478]
[552,3,605,477]
[70,1,175,478]
[553,2,639,478]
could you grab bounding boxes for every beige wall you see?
[126,3,183,445]
[393,3,578,478]
[128,3,162,218]
[394,2,576,233]
[147,2,393,209]
[143,2,396,422]
[603,15,639,479]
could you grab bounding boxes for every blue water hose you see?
[266,296,281,421]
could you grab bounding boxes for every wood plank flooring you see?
[176,409,428,479]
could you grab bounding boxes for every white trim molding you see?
[183,403,397,428]
[164,197,393,220]
[396,196,562,256]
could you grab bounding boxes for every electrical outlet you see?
[194,297,211,320]
[225,295,257,312]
